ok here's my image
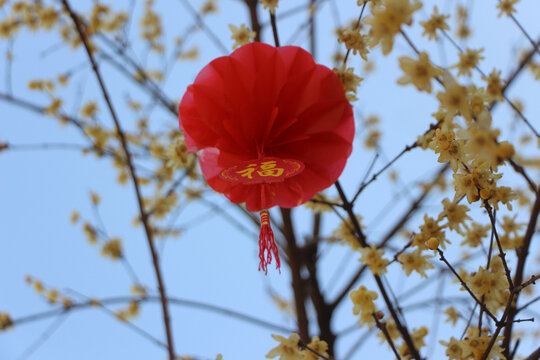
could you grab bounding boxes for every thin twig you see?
[437,248,498,322]
[373,314,402,360]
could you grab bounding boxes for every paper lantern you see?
[179,42,354,273]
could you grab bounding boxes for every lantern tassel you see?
[259,210,280,274]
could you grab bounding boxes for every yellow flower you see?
[456,24,471,40]
[37,6,59,30]
[461,222,490,247]
[364,129,381,149]
[426,237,439,250]
[482,69,505,102]
[331,215,364,250]
[461,328,505,360]
[228,24,256,50]
[443,307,460,325]
[452,48,484,77]
[90,191,100,205]
[101,238,123,259]
[83,222,98,244]
[436,76,472,121]
[266,333,301,360]
[0,312,13,331]
[333,65,363,101]
[86,125,110,154]
[439,198,470,234]
[398,249,434,278]
[260,0,279,14]
[200,0,218,14]
[350,285,378,327]
[439,337,464,360]
[430,128,464,172]
[46,288,59,303]
[0,17,19,39]
[177,46,199,60]
[420,6,449,40]
[337,28,370,61]
[304,193,333,214]
[300,336,329,360]
[32,279,44,294]
[45,98,63,115]
[363,0,422,55]
[497,0,519,17]
[397,52,443,93]
[80,101,99,118]
[140,0,162,43]
[358,244,389,275]
[165,138,189,170]
[70,210,80,224]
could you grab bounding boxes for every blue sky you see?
[1,0,539,359]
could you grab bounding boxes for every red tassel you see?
[259,210,281,274]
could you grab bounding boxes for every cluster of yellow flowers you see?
[58,3,127,50]
[440,327,505,360]
[24,275,73,309]
[463,256,509,313]
[266,333,328,360]
[140,0,163,52]
[71,197,127,260]
[337,25,370,61]
[363,0,422,55]
[0,1,58,38]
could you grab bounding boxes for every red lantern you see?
[179,42,354,273]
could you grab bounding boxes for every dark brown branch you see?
[244,0,262,42]
[270,12,280,47]
[437,249,498,322]
[502,185,540,358]
[374,314,402,360]
[280,208,310,343]
[332,165,447,309]
[334,181,422,360]
[305,213,337,355]
[483,201,514,289]
[60,2,176,358]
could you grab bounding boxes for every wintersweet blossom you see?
[266,333,301,360]
[420,6,450,40]
[363,0,422,55]
[358,244,389,275]
[397,52,443,93]
[398,249,434,278]
[300,336,329,360]
[228,24,256,49]
[497,0,519,17]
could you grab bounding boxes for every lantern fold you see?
[179,41,355,212]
